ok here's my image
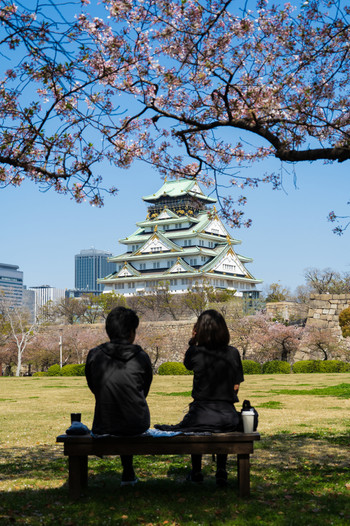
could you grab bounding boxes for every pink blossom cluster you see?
[0,0,350,228]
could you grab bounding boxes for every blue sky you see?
[0,158,349,293]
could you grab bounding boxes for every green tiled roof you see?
[100,269,261,284]
[200,245,257,280]
[108,245,217,262]
[136,215,200,228]
[143,178,216,203]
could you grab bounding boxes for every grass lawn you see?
[0,373,350,525]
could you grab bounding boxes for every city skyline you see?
[1,159,349,294]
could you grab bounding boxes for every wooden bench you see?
[56,431,260,499]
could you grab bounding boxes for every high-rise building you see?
[99,178,262,297]
[0,263,23,307]
[75,249,116,293]
[28,285,66,319]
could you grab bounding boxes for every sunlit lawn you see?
[1,373,350,525]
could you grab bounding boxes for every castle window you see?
[153,261,160,269]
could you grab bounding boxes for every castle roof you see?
[142,178,216,204]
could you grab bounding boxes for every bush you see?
[157,362,193,375]
[61,364,86,376]
[262,360,291,374]
[339,306,350,337]
[319,360,350,373]
[46,364,61,376]
[293,360,350,373]
[242,360,262,374]
[293,360,323,373]
[32,371,46,377]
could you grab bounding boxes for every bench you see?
[56,431,260,499]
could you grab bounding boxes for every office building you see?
[75,249,116,293]
[0,263,23,307]
[28,285,66,319]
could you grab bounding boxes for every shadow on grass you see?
[1,433,350,526]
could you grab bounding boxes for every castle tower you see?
[99,178,262,297]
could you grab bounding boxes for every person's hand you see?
[234,384,240,393]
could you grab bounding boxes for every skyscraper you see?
[75,249,116,293]
[28,285,66,319]
[0,263,23,307]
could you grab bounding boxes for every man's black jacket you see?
[85,340,153,436]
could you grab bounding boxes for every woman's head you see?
[106,306,139,342]
[193,309,230,349]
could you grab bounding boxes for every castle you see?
[99,178,262,297]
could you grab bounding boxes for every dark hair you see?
[194,309,230,349]
[105,307,139,341]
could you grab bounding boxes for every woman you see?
[157,309,244,486]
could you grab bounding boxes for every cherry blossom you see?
[1,0,350,227]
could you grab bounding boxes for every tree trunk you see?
[16,350,22,376]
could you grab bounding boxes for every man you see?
[85,306,152,485]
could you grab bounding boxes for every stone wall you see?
[305,293,350,336]
[265,301,309,323]
[137,318,196,366]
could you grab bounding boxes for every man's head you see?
[105,307,139,342]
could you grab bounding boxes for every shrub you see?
[157,362,193,375]
[262,360,291,374]
[46,364,61,376]
[61,364,86,376]
[242,360,262,374]
[339,306,350,337]
[319,360,350,373]
[293,360,323,373]
[32,371,46,377]
[293,360,350,373]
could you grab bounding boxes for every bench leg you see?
[68,455,88,500]
[237,454,250,498]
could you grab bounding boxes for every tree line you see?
[1,268,350,375]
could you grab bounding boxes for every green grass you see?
[1,374,350,525]
[272,383,350,398]
[155,391,192,397]
[257,401,284,409]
